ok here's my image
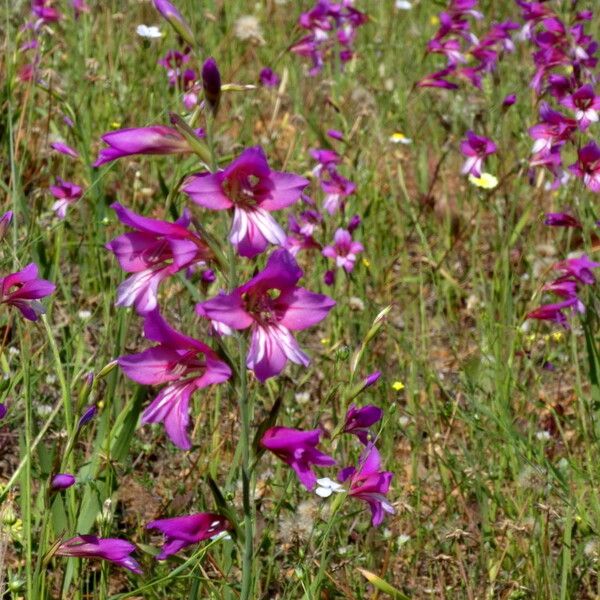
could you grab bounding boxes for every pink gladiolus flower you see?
[552,255,600,285]
[183,147,309,258]
[71,0,89,18]
[51,141,79,159]
[343,404,383,445]
[526,298,579,328]
[322,228,363,272]
[118,310,231,449]
[569,142,600,192]
[544,213,581,228]
[321,171,355,215]
[260,426,336,490]
[55,535,142,574]
[339,444,394,526]
[106,203,211,314]
[147,513,230,559]
[417,66,458,90]
[94,126,204,167]
[32,0,61,22]
[49,178,83,219]
[460,131,496,177]
[560,84,600,130]
[0,263,55,321]
[198,249,335,381]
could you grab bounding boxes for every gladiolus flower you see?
[94,126,204,167]
[49,178,83,219]
[118,310,231,449]
[322,228,364,272]
[51,141,79,159]
[55,535,142,573]
[146,513,230,559]
[201,58,222,114]
[198,249,335,381]
[152,0,195,46]
[544,213,581,228]
[0,263,55,321]
[0,211,13,240]
[343,404,383,445]
[183,147,309,258]
[261,426,336,490]
[460,131,496,177]
[569,142,600,192]
[339,444,394,526]
[560,84,600,130]
[259,67,280,88]
[106,202,211,314]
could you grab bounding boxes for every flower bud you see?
[51,473,76,490]
[202,57,222,115]
[0,211,13,240]
[152,0,195,46]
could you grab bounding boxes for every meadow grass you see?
[2,0,600,598]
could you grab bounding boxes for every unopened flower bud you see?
[202,57,222,115]
[51,473,76,490]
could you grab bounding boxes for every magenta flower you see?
[0,211,13,240]
[321,171,356,215]
[460,131,496,177]
[343,404,383,445]
[261,426,336,490]
[50,141,79,159]
[32,0,61,22]
[544,213,581,228]
[0,404,6,420]
[147,513,229,559]
[183,147,309,258]
[417,66,459,90]
[339,444,394,526]
[71,0,90,18]
[51,473,76,490]
[93,126,204,167]
[106,202,210,314]
[560,84,600,130]
[502,93,517,107]
[569,142,600,192]
[259,67,280,88]
[0,264,55,321]
[322,228,363,272]
[529,103,576,158]
[198,249,335,381]
[118,310,231,449]
[553,256,600,285]
[152,0,194,45]
[49,178,83,219]
[55,535,142,574]
[526,298,580,328]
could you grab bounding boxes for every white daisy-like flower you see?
[315,477,345,498]
[389,132,413,145]
[395,0,413,9]
[136,24,162,39]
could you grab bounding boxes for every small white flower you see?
[395,0,413,9]
[536,430,551,441]
[136,24,162,39]
[315,477,344,498]
[468,172,498,189]
[78,310,92,320]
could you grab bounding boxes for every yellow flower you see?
[320,338,330,346]
[392,380,405,391]
[551,331,564,342]
[468,172,498,189]
[430,15,440,26]
[362,258,371,268]
[111,121,122,129]
[389,132,412,145]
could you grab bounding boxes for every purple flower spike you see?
[118,310,231,449]
[152,0,194,46]
[460,131,496,177]
[94,126,203,167]
[106,202,211,314]
[55,535,142,574]
[322,228,364,272]
[0,263,55,321]
[259,67,280,88]
[147,513,230,559]
[183,147,309,258]
[51,473,76,490]
[202,58,221,114]
[49,178,83,219]
[560,84,600,130]
[51,142,79,159]
[343,404,383,445]
[569,142,600,193]
[553,256,600,286]
[339,444,394,526]
[198,249,335,382]
[260,426,336,490]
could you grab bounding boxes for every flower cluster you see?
[290,0,368,76]
[418,0,518,91]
